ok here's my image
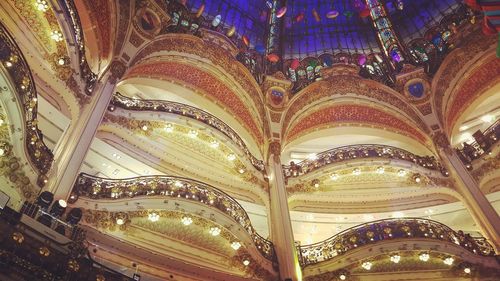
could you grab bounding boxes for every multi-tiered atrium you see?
[0,0,499,280]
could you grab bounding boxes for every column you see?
[47,61,125,200]
[267,142,302,281]
[439,147,500,253]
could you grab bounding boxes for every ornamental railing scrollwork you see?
[456,120,499,165]
[283,144,447,179]
[57,0,97,95]
[0,22,54,176]
[297,218,495,267]
[110,92,265,172]
[71,173,275,261]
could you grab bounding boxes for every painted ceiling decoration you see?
[124,61,265,145]
[285,104,428,144]
[446,57,500,132]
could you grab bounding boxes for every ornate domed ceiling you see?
[182,0,462,58]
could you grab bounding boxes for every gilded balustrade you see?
[0,22,53,176]
[58,0,97,94]
[110,92,265,172]
[71,173,275,261]
[283,144,447,179]
[457,120,499,165]
[298,218,495,267]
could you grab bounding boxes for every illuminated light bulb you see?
[238,168,245,174]
[142,125,148,131]
[57,58,65,65]
[164,123,174,132]
[390,255,401,263]
[209,227,221,236]
[188,129,198,138]
[243,259,250,266]
[361,261,372,270]
[227,153,236,161]
[397,169,407,177]
[352,168,361,175]
[116,218,124,225]
[36,0,49,11]
[376,166,385,174]
[0,148,4,156]
[339,274,346,280]
[210,140,219,148]
[330,173,339,181]
[50,31,63,42]
[443,257,454,265]
[181,216,192,225]
[419,253,430,262]
[4,61,12,67]
[148,212,160,222]
[464,267,471,274]
[231,241,241,250]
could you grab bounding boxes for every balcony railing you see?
[0,22,54,176]
[71,173,275,261]
[58,0,97,95]
[297,218,495,267]
[111,92,265,172]
[283,144,447,179]
[456,120,499,165]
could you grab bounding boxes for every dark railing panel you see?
[297,218,495,267]
[456,120,499,165]
[0,22,54,175]
[110,92,265,172]
[283,144,447,179]
[72,173,275,261]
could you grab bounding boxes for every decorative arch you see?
[431,30,496,129]
[124,61,264,145]
[282,74,429,139]
[445,55,500,134]
[129,34,265,121]
[284,103,429,146]
[75,0,116,72]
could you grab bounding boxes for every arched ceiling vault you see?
[431,29,497,131]
[74,0,117,72]
[283,102,432,156]
[282,74,430,139]
[444,53,500,136]
[123,59,265,147]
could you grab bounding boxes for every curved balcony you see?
[110,92,265,172]
[457,120,499,166]
[0,22,53,175]
[71,173,275,261]
[57,0,97,94]
[283,144,447,179]
[297,218,495,267]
